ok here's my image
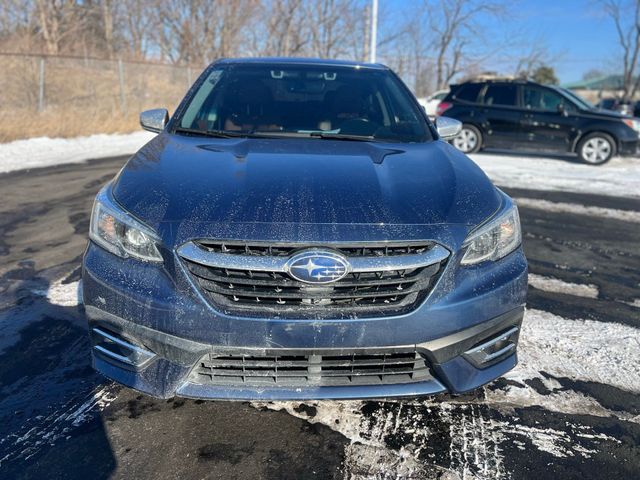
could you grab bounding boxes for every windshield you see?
[176,64,432,143]
[559,88,595,110]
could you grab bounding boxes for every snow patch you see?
[65,385,118,427]
[622,298,640,308]
[511,308,640,393]
[470,153,640,199]
[0,131,155,174]
[515,197,640,223]
[32,279,81,307]
[528,273,599,299]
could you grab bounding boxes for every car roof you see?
[212,57,389,70]
[454,78,555,88]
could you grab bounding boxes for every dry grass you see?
[0,55,190,142]
[0,108,142,142]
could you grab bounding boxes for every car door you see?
[479,83,526,149]
[520,86,578,152]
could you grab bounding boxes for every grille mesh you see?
[191,349,432,387]
[195,241,434,258]
[181,241,446,319]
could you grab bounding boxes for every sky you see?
[383,0,621,84]
[508,0,618,83]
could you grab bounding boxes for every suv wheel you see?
[452,124,482,153]
[577,133,616,165]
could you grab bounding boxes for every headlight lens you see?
[623,118,640,133]
[89,187,163,262]
[461,205,521,265]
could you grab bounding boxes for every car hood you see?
[112,133,501,242]
[587,107,629,120]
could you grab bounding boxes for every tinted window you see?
[483,85,518,107]
[523,87,565,111]
[453,83,482,102]
[177,64,432,143]
[561,88,593,109]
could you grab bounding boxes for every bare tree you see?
[157,0,260,64]
[0,1,37,52]
[34,0,86,55]
[101,0,115,59]
[403,17,433,96]
[602,0,640,100]
[425,0,505,90]
[304,0,359,58]
[261,0,307,56]
[513,43,551,78]
[119,0,156,60]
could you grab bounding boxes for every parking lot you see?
[0,151,639,479]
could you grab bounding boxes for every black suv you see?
[437,79,640,164]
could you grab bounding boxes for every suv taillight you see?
[436,101,453,116]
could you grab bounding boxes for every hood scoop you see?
[197,138,405,164]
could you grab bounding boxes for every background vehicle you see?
[417,89,449,117]
[596,97,634,116]
[439,79,640,164]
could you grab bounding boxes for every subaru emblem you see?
[286,250,350,284]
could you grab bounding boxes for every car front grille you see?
[190,349,432,387]
[195,240,435,258]
[178,241,449,319]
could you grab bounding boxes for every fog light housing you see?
[91,327,156,369]
[463,326,519,368]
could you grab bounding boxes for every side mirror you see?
[140,108,169,133]
[436,116,462,140]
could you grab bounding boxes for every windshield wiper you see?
[173,127,261,138]
[309,131,380,142]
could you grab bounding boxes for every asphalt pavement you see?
[0,155,638,479]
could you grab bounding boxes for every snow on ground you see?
[32,279,81,307]
[512,308,640,393]
[515,197,640,223]
[527,273,599,299]
[470,152,640,199]
[0,131,155,174]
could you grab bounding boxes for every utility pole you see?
[369,0,378,63]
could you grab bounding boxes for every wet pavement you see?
[0,155,638,479]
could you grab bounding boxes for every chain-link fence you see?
[0,53,202,142]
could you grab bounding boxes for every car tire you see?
[577,132,616,165]
[452,124,482,154]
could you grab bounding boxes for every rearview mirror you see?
[140,108,169,133]
[436,116,462,140]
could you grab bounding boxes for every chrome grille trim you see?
[177,242,449,273]
[178,241,449,318]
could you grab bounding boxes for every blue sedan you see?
[82,58,527,400]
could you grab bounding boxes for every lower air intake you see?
[190,348,432,387]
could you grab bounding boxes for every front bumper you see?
[618,138,639,156]
[87,305,522,400]
[82,237,527,400]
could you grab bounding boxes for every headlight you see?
[623,118,640,133]
[89,186,163,262]
[461,205,521,265]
